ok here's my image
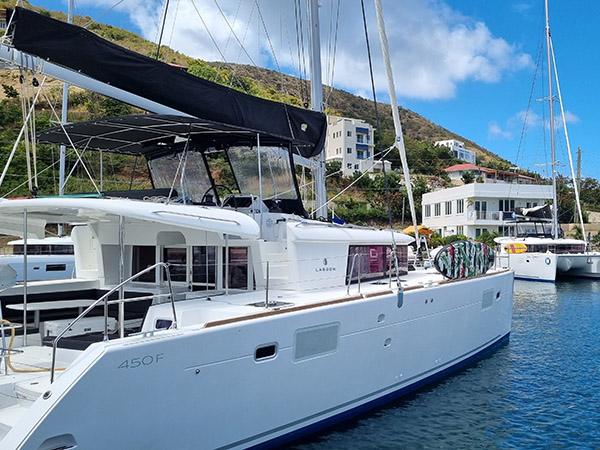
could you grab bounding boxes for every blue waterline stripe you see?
[218,332,508,450]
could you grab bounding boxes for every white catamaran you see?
[494,0,600,282]
[0,4,513,449]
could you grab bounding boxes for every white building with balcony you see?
[422,183,552,238]
[325,116,391,177]
[435,139,476,164]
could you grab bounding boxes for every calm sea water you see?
[289,279,600,449]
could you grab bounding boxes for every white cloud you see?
[512,2,534,14]
[487,121,512,140]
[75,0,533,101]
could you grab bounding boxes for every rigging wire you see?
[294,0,309,106]
[253,0,281,73]
[215,0,243,84]
[212,0,258,67]
[40,90,101,194]
[190,0,227,62]
[154,0,171,61]
[165,0,181,60]
[230,3,257,89]
[360,0,393,230]
[82,0,128,29]
[320,145,395,210]
[323,0,341,109]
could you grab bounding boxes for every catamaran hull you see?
[0,255,75,282]
[496,252,557,282]
[4,271,513,450]
[556,253,600,278]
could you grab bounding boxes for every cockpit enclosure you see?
[514,220,560,239]
[147,143,306,216]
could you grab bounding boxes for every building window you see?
[347,131,352,137]
[456,199,464,214]
[457,226,464,235]
[434,203,441,216]
[475,228,482,238]
[499,199,515,211]
[347,147,352,154]
[354,164,359,170]
[424,204,431,217]
[474,201,487,220]
[346,163,352,169]
[445,201,452,215]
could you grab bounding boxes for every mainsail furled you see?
[7,7,327,158]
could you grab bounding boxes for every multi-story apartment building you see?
[435,139,476,164]
[325,116,391,177]
[422,183,552,238]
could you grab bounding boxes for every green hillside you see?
[0,1,594,230]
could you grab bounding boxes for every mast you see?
[373,0,419,243]
[545,0,559,239]
[307,0,327,219]
[58,0,74,236]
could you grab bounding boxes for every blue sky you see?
[33,1,600,181]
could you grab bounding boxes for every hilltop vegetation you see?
[0,2,597,228]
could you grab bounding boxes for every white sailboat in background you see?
[495,0,600,282]
[0,236,75,282]
[0,3,513,448]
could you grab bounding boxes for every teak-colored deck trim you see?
[203,289,394,328]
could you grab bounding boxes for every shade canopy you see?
[37,114,309,159]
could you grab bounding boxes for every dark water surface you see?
[289,280,600,449]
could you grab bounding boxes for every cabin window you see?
[192,246,216,290]
[224,247,249,289]
[346,245,407,283]
[45,264,66,272]
[163,247,187,282]
[11,244,73,255]
[132,245,156,282]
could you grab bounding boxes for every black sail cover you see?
[8,7,326,158]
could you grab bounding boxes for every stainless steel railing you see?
[50,262,176,383]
